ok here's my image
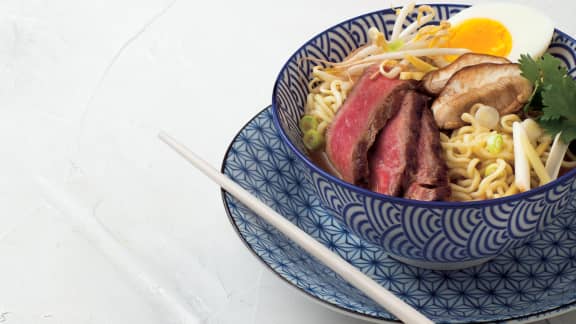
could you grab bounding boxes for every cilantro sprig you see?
[519,53,576,143]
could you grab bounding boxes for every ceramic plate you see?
[221,107,576,324]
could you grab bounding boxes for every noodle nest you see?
[440,108,553,201]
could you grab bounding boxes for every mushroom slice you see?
[431,63,533,129]
[422,53,510,95]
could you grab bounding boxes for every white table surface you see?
[2,0,575,323]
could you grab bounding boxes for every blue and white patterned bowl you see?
[222,107,576,323]
[272,3,576,269]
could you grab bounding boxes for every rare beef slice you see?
[325,65,414,186]
[404,107,451,201]
[368,90,424,196]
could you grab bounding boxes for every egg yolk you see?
[444,18,512,58]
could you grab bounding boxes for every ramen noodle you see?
[440,106,553,201]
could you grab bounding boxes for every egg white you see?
[448,3,555,62]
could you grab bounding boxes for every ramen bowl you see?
[271,3,576,270]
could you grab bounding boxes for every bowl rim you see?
[271,3,576,208]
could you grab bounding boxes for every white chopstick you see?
[158,131,435,324]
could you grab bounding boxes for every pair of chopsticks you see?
[159,131,435,324]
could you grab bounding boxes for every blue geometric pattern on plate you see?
[222,107,576,323]
[272,3,576,267]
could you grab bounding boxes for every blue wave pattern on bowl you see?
[314,173,576,263]
[222,108,576,323]
[273,4,576,266]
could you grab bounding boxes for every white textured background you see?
[0,0,575,323]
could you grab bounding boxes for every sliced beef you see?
[431,63,533,129]
[404,107,451,201]
[368,90,424,196]
[325,64,414,186]
[421,53,510,95]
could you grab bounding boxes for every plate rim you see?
[220,106,576,324]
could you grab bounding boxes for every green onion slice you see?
[486,133,504,154]
[299,115,318,133]
[303,129,324,151]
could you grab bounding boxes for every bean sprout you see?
[300,0,469,150]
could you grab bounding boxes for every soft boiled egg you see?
[443,3,554,62]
